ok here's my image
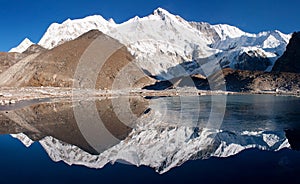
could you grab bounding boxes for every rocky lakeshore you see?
[1,86,300,106]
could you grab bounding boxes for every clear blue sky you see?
[0,0,299,51]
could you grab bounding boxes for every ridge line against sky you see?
[0,0,299,52]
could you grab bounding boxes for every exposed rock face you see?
[272,32,300,73]
[234,51,272,71]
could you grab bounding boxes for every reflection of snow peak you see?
[11,133,34,147]
[40,129,291,174]
[10,8,291,78]
[13,111,291,174]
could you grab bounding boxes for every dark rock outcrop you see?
[144,68,300,92]
[235,51,272,71]
[285,129,300,150]
[272,32,300,73]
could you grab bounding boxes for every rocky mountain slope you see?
[1,30,154,89]
[0,52,27,74]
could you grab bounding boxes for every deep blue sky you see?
[0,0,299,51]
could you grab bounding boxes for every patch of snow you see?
[9,38,34,53]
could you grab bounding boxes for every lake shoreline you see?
[0,87,299,105]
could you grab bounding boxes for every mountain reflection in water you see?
[0,95,299,174]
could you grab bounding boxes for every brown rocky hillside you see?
[0,30,154,89]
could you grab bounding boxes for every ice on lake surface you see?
[0,94,300,183]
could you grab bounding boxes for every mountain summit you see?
[9,38,34,53]
[9,8,292,78]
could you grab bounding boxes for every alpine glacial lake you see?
[0,94,300,183]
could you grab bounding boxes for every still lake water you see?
[0,94,300,183]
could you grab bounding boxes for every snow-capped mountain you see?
[10,8,291,78]
[211,30,291,71]
[9,38,34,53]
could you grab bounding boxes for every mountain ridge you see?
[9,8,291,78]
